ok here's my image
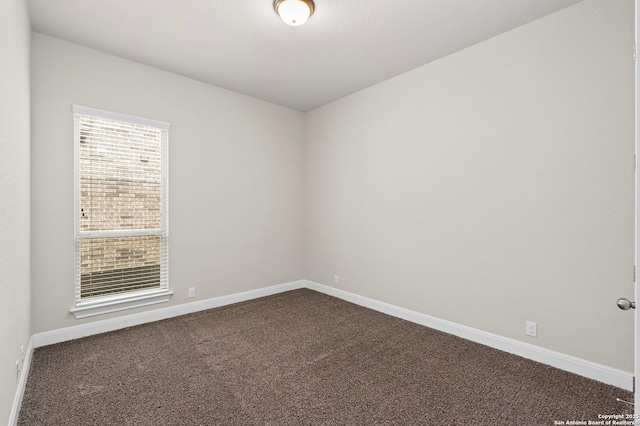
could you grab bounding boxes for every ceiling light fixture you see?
[274,0,315,26]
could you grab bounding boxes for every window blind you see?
[73,106,169,304]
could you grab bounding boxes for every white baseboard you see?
[304,280,634,391]
[32,280,304,348]
[8,336,34,426]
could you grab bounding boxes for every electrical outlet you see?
[188,287,196,298]
[15,360,20,377]
[525,321,537,337]
[333,275,339,286]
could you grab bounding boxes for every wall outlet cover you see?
[525,321,537,337]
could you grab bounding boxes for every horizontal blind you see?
[74,108,169,303]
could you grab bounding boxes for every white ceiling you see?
[27,0,582,112]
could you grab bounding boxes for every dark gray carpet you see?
[19,289,632,425]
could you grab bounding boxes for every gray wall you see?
[31,33,305,333]
[304,0,635,371]
[0,0,31,423]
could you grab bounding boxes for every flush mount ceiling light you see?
[274,0,315,26]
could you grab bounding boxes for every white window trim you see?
[70,289,175,319]
[71,105,172,319]
[72,105,171,131]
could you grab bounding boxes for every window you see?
[71,105,172,319]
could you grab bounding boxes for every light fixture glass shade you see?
[275,0,314,26]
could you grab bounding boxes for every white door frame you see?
[635,0,639,420]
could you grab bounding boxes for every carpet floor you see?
[18,289,633,425]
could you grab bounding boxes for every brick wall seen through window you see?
[76,114,167,300]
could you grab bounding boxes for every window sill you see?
[70,290,174,319]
